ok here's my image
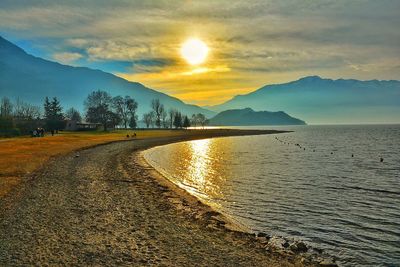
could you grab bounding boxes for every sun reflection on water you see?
[188,139,211,190]
[144,138,235,205]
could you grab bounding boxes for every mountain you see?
[0,36,215,118]
[209,76,400,124]
[209,108,306,126]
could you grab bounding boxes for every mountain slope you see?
[209,76,400,124]
[0,36,215,118]
[209,108,306,126]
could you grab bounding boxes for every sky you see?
[0,0,399,106]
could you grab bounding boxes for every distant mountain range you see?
[1,36,399,124]
[208,76,400,124]
[209,108,306,126]
[0,36,215,118]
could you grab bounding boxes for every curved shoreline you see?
[137,132,338,267]
[0,129,336,266]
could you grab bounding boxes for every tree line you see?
[0,90,208,136]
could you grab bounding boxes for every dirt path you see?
[0,130,309,266]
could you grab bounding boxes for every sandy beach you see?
[0,129,327,266]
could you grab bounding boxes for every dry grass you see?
[0,129,188,198]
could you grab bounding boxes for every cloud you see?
[52,52,83,63]
[0,0,399,105]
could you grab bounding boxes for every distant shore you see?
[0,129,335,266]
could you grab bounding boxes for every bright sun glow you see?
[180,38,209,65]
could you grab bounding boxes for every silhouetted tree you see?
[107,111,122,129]
[191,113,208,128]
[168,108,176,129]
[44,97,65,131]
[65,107,82,122]
[129,115,137,129]
[0,97,16,136]
[161,109,168,128]
[0,97,13,117]
[151,99,164,128]
[173,111,182,129]
[14,98,41,120]
[126,97,138,129]
[85,90,115,131]
[142,112,155,128]
[113,95,137,129]
[183,115,191,129]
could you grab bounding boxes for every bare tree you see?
[151,99,164,128]
[168,108,177,129]
[191,113,208,128]
[0,97,13,117]
[65,107,82,122]
[191,114,198,127]
[13,98,41,120]
[197,113,208,128]
[161,109,168,128]
[142,111,155,128]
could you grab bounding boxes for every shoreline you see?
[135,131,337,267]
[1,129,336,266]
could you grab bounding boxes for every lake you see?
[143,125,400,266]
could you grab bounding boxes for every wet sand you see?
[0,129,324,266]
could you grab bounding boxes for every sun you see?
[180,38,209,65]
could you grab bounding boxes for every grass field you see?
[0,129,189,198]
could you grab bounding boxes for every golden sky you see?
[1,1,399,106]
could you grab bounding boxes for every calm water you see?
[143,125,400,266]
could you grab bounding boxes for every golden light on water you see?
[180,38,209,65]
[188,139,211,189]
[145,138,234,204]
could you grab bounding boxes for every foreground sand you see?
[0,129,322,266]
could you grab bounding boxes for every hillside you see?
[0,36,215,118]
[209,108,306,126]
[209,76,400,124]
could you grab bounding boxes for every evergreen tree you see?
[173,112,182,129]
[44,97,65,131]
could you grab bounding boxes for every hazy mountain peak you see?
[0,36,215,118]
[210,76,400,124]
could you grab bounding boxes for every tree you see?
[65,108,82,122]
[196,113,208,128]
[108,111,122,129]
[161,109,168,128]
[0,97,16,136]
[173,111,182,129]
[151,99,164,128]
[129,115,137,129]
[113,95,139,129]
[191,114,198,127]
[183,115,191,129]
[168,108,176,129]
[191,113,208,128]
[142,112,155,128]
[14,98,41,120]
[0,97,13,117]
[44,97,65,131]
[126,97,138,129]
[84,90,114,131]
